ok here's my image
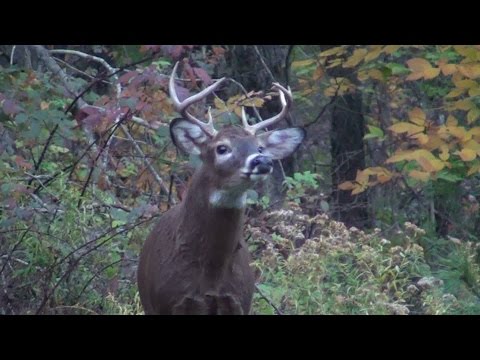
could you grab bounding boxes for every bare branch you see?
[119,123,174,204]
[255,284,283,315]
[253,45,276,83]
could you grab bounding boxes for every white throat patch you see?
[209,190,247,209]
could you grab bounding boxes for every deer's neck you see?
[178,167,246,276]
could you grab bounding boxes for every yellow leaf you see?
[233,106,242,118]
[409,149,440,163]
[454,79,477,89]
[386,150,414,163]
[467,163,480,176]
[40,101,49,110]
[357,70,368,82]
[383,45,401,55]
[363,167,393,183]
[364,47,382,62]
[351,184,368,195]
[458,63,480,79]
[408,107,426,126]
[417,156,445,172]
[457,148,477,161]
[468,87,480,97]
[463,139,480,153]
[321,46,346,57]
[446,88,464,98]
[424,134,447,151]
[454,99,475,111]
[439,144,450,161]
[377,173,393,183]
[447,125,468,140]
[446,115,458,126]
[343,48,368,68]
[467,107,480,124]
[423,67,441,80]
[454,46,477,59]
[214,97,227,111]
[409,170,431,181]
[326,59,343,68]
[226,94,242,106]
[368,69,385,81]
[355,169,370,184]
[324,85,338,97]
[291,59,315,69]
[240,97,265,108]
[468,127,480,138]
[389,122,424,135]
[413,133,429,144]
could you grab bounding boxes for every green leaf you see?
[435,170,463,182]
[15,113,28,124]
[156,125,170,137]
[386,63,410,75]
[364,125,384,140]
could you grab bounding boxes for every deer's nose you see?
[250,155,273,174]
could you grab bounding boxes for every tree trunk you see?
[225,45,298,209]
[324,46,371,229]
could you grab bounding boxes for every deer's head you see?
[169,62,305,208]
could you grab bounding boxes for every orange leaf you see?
[409,170,431,182]
[351,184,368,195]
[440,63,457,76]
[313,67,324,81]
[338,181,356,190]
[406,58,432,72]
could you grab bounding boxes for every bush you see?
[249,203,457,315]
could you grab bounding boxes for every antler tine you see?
[241,107,250,128]
[244,83,293,135]
[169,61,227,137]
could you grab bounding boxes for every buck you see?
[137,62,305,314]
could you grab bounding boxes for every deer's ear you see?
[170,118,212,155]
[257,127,305,160]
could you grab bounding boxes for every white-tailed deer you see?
[137,62,305,314]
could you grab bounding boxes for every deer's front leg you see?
[204,292,244,315]
[172,295,208,315]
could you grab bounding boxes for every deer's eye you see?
[216,145,230,155]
